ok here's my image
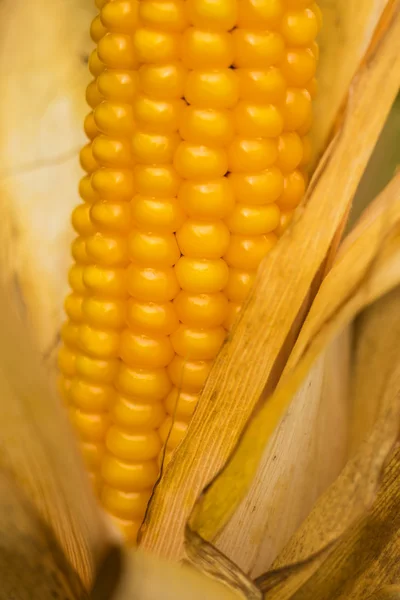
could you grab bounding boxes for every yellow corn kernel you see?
[228,168,284,204]
[139,63,187,100]
[225,204,281,235]
[90,200,132,233]
[86,80,103,109]
[188,0,238,29]
[225,269,256,303]
[276,209,295,235]
[128,230,180,267]
[92,135,133,167]
[178,179,235,219]
[281,8,319,46]
[112,395,165,429]
[134,165,181,197]
[159,417,187,449]
[75,355,119,384]
[115,365,172,401]
[131,196,185,232]
[69,408,109,443]
[82,297,126,329]
[127,265,180,302]
[84,112,98,140]
[175,257,229,293]
[171,325,225,360]
[59,0,319,544]
[224,234,278,269]
[173,292,228,327]
[133,28,180,64]
[174,142,228,179]
[164,388,198,420]
[81,442,105,471]
[58,346,76,377]
[101,0,139,32]
[139,0,187,32]
[176,220,230,258]
[168,357,212,391]
[61,322,80,348]
[89,49,105,78]
[224,302,242,330]
[92,168,135,200]
[109,516,141,543]
[101,456,159,491]
[97,70,139,102]
[94,101,135,136]
[98,33,138,69]
[119,330,175,368]
[106,427,162,462]
[79,175,100,204]
[64,293,83,323]
[70,379,114,412]
[90,15,107,43]
[101,486,151,520]
[278,170,307,209]
[71,237,90,265]
[126,300,179,336]
[79,143,98,174]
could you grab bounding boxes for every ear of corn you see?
[58,0,320,541]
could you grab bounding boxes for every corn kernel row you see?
[59,0,320,542]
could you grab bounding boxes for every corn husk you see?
[0,0,400,598]
[0,0,94,359]
[349,287,400,452]
[311,0,393,165]
[0,473,89,600]
[214,328,352,575]
[0,249,117,590]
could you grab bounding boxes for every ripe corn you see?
[59,0,320,542]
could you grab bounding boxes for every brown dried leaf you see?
[140,7,400,560]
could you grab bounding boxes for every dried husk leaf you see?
[259,389,400,599]
[0,261,116,588]
[0,0,94,357]
[0,472,88,600]
[371,587,400,600]
[140,7,400,559]
[349,287,400,453]
[215,328,351,576]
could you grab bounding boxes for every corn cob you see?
[59,0,320,542]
